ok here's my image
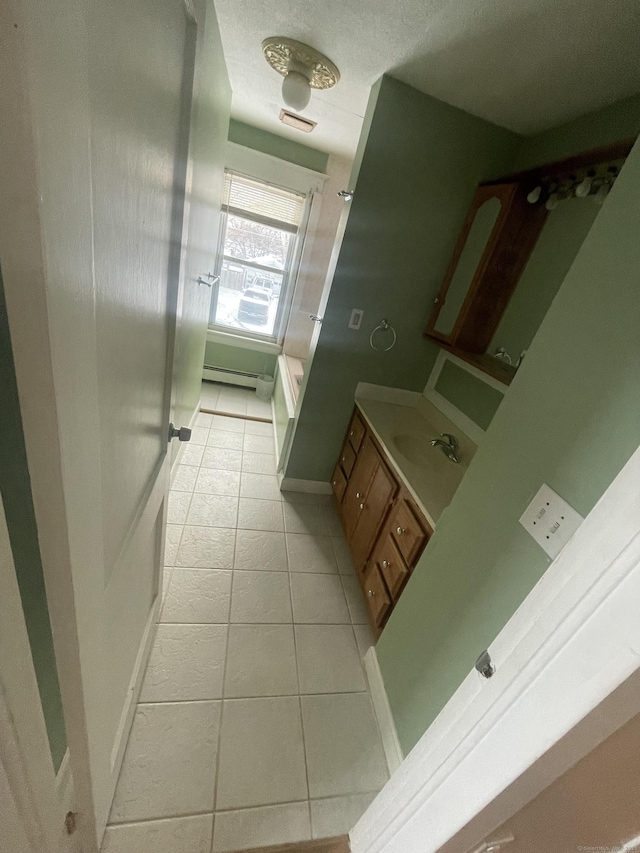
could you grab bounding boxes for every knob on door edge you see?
[168,423,192,442]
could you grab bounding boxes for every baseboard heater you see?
[202,364,259,389]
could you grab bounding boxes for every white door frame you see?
[352,441,640,853]
[0,493,80,853]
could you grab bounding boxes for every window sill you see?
[206,328,283,355]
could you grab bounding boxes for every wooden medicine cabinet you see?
[425,140,634,384]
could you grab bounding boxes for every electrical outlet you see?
[349,309,363,330]
[519,484,583,559]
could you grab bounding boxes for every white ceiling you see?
[214,0,640,159]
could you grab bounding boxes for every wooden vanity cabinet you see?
[334,407,432,636]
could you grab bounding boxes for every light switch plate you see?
[519,484,583,559]
[349,308,363,330]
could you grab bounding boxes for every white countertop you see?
[355,387,476,529]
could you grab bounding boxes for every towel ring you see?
[369,319,397,352]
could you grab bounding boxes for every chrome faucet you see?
[430,433,460,463]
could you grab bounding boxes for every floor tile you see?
[140,625,227,702]
[301,693,388,799]
[324,505,344,536]
[180,443,205,467]
[161,569,231,624]
[172,465,199,492]
[186,494,238,528]
[212,414,245,433]
[230,572,292,623]
[218,396,248,416]
[200,383,220,407]
[245,420,273,436]
[310,792,377,839]
[224,625,297,698]
[109,701,221,823]
[102,814,213,853]
[240,473,282,501]
[290,574,350,624]
[189,426,210,446]
[242,451,276,475]
[164,524,182,567]
[201,446,243,472]
[245,397,273,419]
[235,530,288,572]
[216,697,307,809]
[331,536,354,574]
[212,803,310,852]
[237,498,284,532]
[283,503,329,536]
[207,429,244,450]
[175,526,235,569]
[341,576,369,624]
[167,491,192,524]
[243,433,275,455]
[195,412,214,428]
[194,468,241,497]
[286,534,337,573]
[295,625,366,694]
[353,623,376,658]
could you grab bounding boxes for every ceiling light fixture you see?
[263,37,340,112]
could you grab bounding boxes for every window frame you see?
[208,144,327,345]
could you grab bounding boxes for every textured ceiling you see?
[214,0,640,158]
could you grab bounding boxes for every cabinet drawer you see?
[331,464,347,503]
[342,437,379,539]
[362,563,392,630]
[338,441,357,479]
[372,534,409,601]
[348,411,366,453]
[390,499,429,565]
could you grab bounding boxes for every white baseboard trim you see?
[364,647,404,776]
[279,477,332,495]
[202,366,258,388]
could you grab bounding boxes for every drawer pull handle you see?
[342,456,346,462]
[333,480,337,486]
[359,503,365,510]
[382,560,390,569]
[367,589,374,597]
[350,430,354,436]
[355,492,362,498]
[396,526,404,535]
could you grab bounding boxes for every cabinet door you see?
[390,498,430,565]
[349,457,397,573]
[330,464,347,503]
[362,563,392,631]
[347,410,366,453]
[371,533,409,601]
[338,441,357,478]
[342,435,378,539]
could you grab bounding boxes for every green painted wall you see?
[434,360,504,431]
[285,76,520,481]
[378,137,640,754]
[0,269,66,770]
[204,339,277,377]
[514,93,640,172]
[228,119,329,174]
[273,362,290,458]
[489,198,600,359]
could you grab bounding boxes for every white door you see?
[0,493,79,853]
[0,0,200,848]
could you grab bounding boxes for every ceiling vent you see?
[279,109,317,133]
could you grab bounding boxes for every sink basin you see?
[392,434,432,468]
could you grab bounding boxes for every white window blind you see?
[223,171,305,227]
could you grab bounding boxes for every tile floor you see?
[101,383,385,853]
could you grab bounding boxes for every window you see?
[210,171,307,341]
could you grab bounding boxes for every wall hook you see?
[475,649,495,679]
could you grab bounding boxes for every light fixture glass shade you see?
[527,185,542,204]
[282,71,311,110]
[545,192,559,210]
[575,175,592,198]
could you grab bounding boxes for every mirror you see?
[434,195,502,336]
